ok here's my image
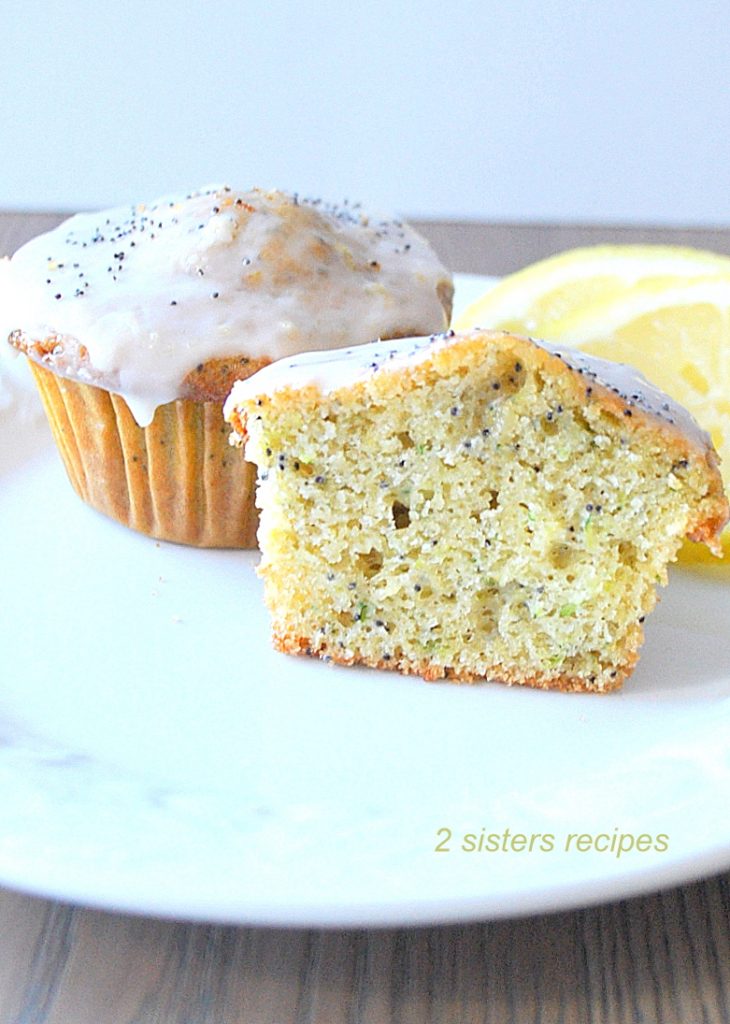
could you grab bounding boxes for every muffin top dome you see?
[2,185,452,425]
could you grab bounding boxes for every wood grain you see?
[411,219,730,275]
[2,210,730,1024]
[0,212,66,256]
[0,877,729,1023]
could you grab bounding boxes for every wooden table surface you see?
[2,210,730,1024]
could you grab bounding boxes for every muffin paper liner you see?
[29,362,258,547]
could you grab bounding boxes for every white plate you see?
[1,274,729,927]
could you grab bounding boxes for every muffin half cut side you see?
[225,329,728,691]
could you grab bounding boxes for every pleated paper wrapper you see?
[29,361,258,548]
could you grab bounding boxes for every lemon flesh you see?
[454,244,730,336]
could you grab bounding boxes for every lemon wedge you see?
[546,275,730,564]
[454,245,730,336]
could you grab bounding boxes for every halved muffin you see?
[225,329,727,691]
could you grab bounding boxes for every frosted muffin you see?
[225,329,727,692]
[3,185,452,546]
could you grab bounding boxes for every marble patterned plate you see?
[1,275,729,926]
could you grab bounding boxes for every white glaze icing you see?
[2,187,451,426]
[223,328,711,451]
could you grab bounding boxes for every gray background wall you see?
[2,0,729,224]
